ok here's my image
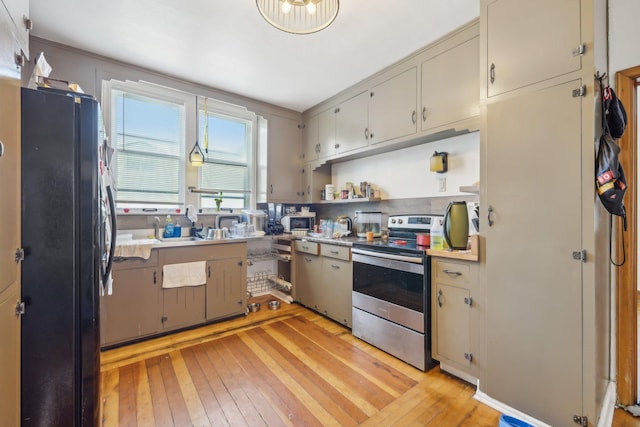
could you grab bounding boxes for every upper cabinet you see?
[334,90,369,154]
[267,114,301,203]
[2,0,30,58]
[485,0,581,97]
[421,36,480,131]
[369,67,417,145]
[301,20,479,166]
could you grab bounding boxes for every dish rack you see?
[246,245,293,303]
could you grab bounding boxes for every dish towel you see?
[162,261,206,289]
[114,238,158,259]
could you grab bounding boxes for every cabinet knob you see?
[437,289,443,307]
[364,128,369,139]
[24,16,33,31]
[489,63,496,84]
[14,52,25,68]
[0,140,4,158]
[422,107,427,122]
[411,110,416,124]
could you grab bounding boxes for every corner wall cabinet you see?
[267,114,302,203]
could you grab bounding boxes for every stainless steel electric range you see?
[351,214,441,371]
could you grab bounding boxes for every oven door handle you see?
[352,248,424,264]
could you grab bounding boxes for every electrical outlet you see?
[438,177,446,192]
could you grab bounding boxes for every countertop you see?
[426,249,479,262]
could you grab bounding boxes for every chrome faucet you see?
[153,216,161,239]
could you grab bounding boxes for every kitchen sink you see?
[157,236,202,243]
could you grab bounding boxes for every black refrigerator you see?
[21,87,116,426]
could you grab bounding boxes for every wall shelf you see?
[317,197,381,204]
[459,185,479,194]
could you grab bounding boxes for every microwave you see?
[281,213,316,233]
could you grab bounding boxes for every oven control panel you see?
[388,214,442,231]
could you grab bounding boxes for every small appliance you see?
[443,201,469,250]
[354,211,382,237]
[281,211,316,233]
[267,203,284,235]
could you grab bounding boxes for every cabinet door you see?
[317,108,335,158]
[335,90,369,154]
[484,80,582,425]
[370,67,417,145]
[295,253,321,308]
[434,283,470,367]
[267,114,301,202]
[206,258,245,320]
[2,0,29,57]
[101,267,160,345]
[485,0,581,97]
[162,286,206,330]
[302,114,319,162]
[0,281,19,426]
[321,257,352,326]
[421,36,479,131]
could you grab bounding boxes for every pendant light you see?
[189,96,205,167]
[256,0,339,34]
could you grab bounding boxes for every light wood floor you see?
[100,295,639,426]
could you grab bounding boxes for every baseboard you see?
[597,381,616,427]
[473,389,552,427]
[474,381,616,427]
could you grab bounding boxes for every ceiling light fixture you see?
[256,0,339,34]
[189,96,205,167]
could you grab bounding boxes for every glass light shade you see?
[189,141,205,167]
[256,0,339,34]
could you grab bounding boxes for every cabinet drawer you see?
[295,240,319,255]
[113,250,158,270]
[320,243,350,261]
[433,260,471,286]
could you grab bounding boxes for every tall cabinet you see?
[479,1,609,426]
[0,0,28,424]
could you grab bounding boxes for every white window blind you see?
[199,108,254,210]
[111,88,186,208]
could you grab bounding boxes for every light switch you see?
[438,177,446,192]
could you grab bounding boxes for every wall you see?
[609,0,640,76]
[331,132,479,200]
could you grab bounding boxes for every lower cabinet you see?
[206,257,246,321]
[101,242,247,347]
[294,241,352,327]
[431,258,478,380]
[101,251,160,346]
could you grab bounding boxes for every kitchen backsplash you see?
[116,195,478,233]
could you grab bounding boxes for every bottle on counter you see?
[430,217,445,250]
[173,220,181,237]
[163,215,174,238]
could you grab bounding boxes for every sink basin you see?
[157,236,202,243]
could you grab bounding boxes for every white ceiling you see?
[28,0,479,112]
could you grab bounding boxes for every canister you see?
[325,184,335,200]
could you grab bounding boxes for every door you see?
[484,80,583,425]
[485,0,581,97]
[0,75,20,426]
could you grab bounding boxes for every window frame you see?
[102,80,262,214]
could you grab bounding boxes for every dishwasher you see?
[246,237,293,302]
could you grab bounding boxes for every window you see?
[103,80,261,213]
[198,100,258,210]
[105,81,187,210]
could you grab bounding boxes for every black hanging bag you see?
[596,133,628,219]
[603,86,627,138]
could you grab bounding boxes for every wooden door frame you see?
[616,66,640,406]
